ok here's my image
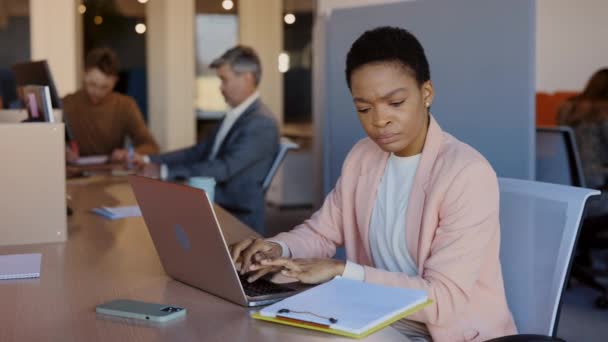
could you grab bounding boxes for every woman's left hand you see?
[253,258,346,284]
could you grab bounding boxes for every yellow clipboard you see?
[251,299,432,339]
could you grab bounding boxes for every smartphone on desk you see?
[96,299,186,323]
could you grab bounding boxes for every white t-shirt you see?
[368,153,420,275]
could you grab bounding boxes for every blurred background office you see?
[0,0,315,209]
[1,1,608,341]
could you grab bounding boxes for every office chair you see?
[262,137,299,193]
[486,178,599,342]
[536,126,608,308]
[536,127,585,187]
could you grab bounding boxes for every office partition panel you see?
[317,0,535,194]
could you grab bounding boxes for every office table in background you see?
[0,176,408,341]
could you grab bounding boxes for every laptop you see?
[128,175,308,307]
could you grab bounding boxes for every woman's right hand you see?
[66,146,79,164]
[229,237,283,281]
[130,153,148,169]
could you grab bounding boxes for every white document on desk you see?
[73,155,109,165]
[0,253,42,280]
[91,206,142,220]
[259,276,428,335]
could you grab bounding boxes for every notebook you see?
[0,253,42,280]
[251,276,431,339]
[91,206,142,220]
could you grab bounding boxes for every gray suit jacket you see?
[149,99,279,234]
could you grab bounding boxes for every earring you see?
[425,102,430,108]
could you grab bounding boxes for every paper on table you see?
[0,253,42,280]
[73,155,109,165]
[259,277,428,335]
[91,206,142,220]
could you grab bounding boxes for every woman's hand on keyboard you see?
[253,258,346,285]
[229,237,282,276]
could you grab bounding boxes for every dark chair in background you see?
[536,126,608,308]
[536,126,585,187]
[283,67,311,123]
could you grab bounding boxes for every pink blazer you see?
[273,116,517,342]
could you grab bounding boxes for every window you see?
[195,0,239,119]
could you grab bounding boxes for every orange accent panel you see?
[536,91,579,126]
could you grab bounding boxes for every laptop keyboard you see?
[239,273,294,297]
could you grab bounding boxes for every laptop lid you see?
[128,175,251,306]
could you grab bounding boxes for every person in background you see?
[133,46,279,234]
[63,47,159,163]
[558,68,608,190]
[230,27,516,341]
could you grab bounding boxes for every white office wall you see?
[536,0,608,92]
[30,0,80,97]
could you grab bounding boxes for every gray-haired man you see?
[134,46,279,234]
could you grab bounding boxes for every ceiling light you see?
[278,52,290,73]
[284,13,296,25]
[135,23,147,34]
[222,0,234,11]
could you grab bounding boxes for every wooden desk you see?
[0,176,407,341]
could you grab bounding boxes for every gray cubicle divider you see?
[317,0,535,195]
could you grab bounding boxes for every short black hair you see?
[345,26,430,89]
[85,48,119,77]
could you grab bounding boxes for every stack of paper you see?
[252,277,430,338]
[0,253,42,280]
[92,206,142,220]
[73,155,109,166]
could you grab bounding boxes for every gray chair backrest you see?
[536,126,586,187]
[498,177,599,336]
[262,137,299,192]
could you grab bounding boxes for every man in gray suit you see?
[134,46,279,234]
